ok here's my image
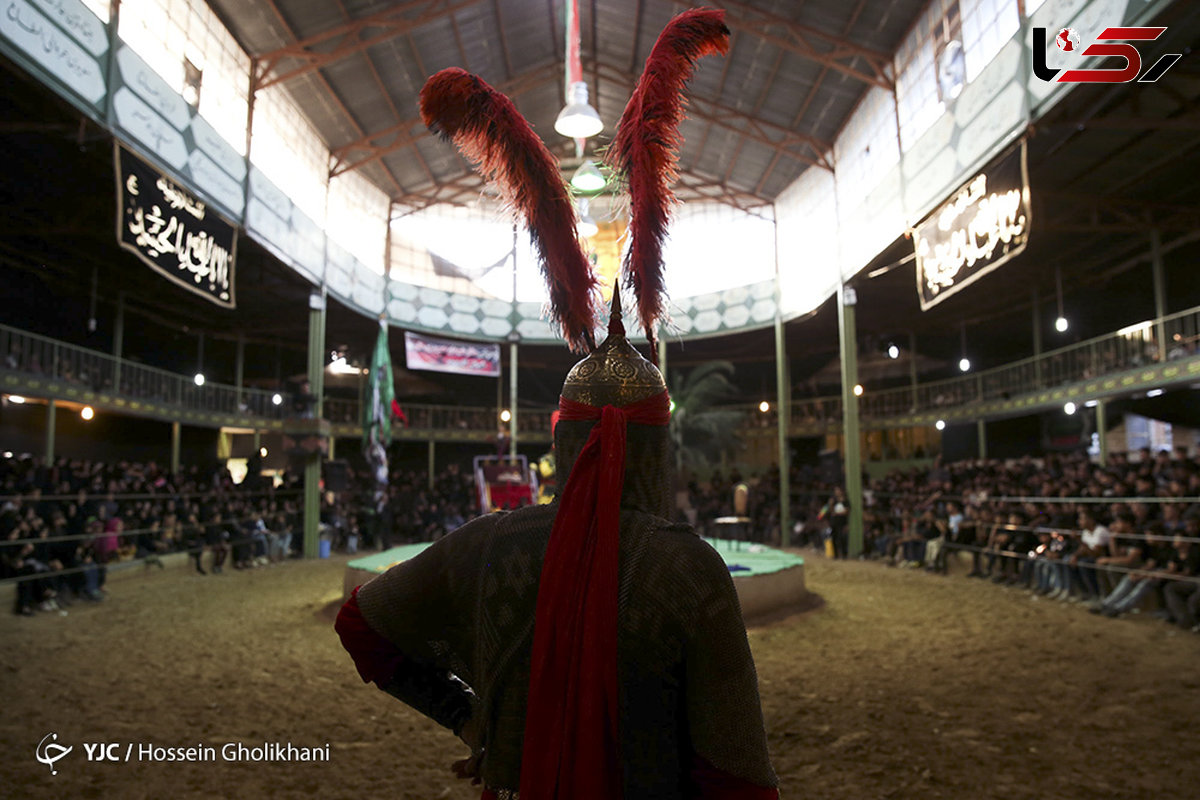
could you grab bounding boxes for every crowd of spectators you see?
[776,445,1200,631]
[1,454,302,617]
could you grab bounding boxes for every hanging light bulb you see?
[887,343,900,360]
[1055,316,1069,333]
[958,357,971,372]
[555,81,603,139]
[571,159,606,192]
[576,197,599,238]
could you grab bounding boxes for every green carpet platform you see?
[344,537,807,621]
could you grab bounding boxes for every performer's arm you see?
[684,545,780,798]
[336,587,476,739]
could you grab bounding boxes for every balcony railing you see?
[2,302,1198,434]
[859,303,1200,420]
[0,323,287,420]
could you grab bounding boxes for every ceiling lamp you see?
[576,197,598,238]
[571,159,606,192]
[555,81,603,139]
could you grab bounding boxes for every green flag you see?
[362,322,395,450]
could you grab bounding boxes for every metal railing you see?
[3,303,1198,433]
[859,303,1200,419]
[0,323,287,420]
[324,396,556,435]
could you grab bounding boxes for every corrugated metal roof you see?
[207,0,930,206]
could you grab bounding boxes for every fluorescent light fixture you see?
[1084,399,1098,408]
[576,197,598,238]
[555,81,603,139]
[570,159,606,192]
[7,395,25,404]
[1146,388,1164,398]
[329,356,363,375]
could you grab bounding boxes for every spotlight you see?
[853,384,864,397]
[570,160,606,192]
[1064,401,1077,415]
[1055,316,1069,333]
[500,409,511,423]
[555,81,603,139]
[758,400,770,413]
[935,419,946,431]
[958,357,971,372]
[887,344,900,360]
[272,393,283,406]
[194,373,206,386]
[81,405,95,421]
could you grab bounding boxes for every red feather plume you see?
[420,68,597,352]
[605,8,730,357]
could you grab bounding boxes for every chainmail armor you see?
[357,505,777,796]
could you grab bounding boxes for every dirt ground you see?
[3,550,1198,799]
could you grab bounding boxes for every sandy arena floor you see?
[3,551,1198,799]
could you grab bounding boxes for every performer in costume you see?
[337,9,778,798]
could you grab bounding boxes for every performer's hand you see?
[451,752,482,784]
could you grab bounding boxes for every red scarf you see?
[519,390,671,799]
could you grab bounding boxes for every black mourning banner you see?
[114,143,237,308]
[913,140,1030,311]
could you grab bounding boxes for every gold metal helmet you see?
[560,283,666,408]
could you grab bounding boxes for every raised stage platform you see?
[345,538,807,621]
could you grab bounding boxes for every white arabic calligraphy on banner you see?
[912,141,1030,311]
[917,175,1026,298]
[116,144,236,307]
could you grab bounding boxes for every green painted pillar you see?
[837,284,863,557]
[113,292,125,393]
[1032,285,1042,388]
[45,399,56,462]
[252,429,261,452]
[1096,400,1108,467]
[908,330,918,411]
[977,419,987,460]
[509,340,518,460]
[235,334,245,411]
[170,421,181,475]
[428,440,435,491]
[1150,229,1166,362]
[774,302,791,547]
[304,292,327,559]
[328,437,336,460]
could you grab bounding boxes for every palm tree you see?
[668,361,745,477]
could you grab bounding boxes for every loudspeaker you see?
[325,459,350,492]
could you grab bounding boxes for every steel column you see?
[45,399,56,462]
[304,293,327,559]
[837,284,863,557]
[1151,229,1167,361]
